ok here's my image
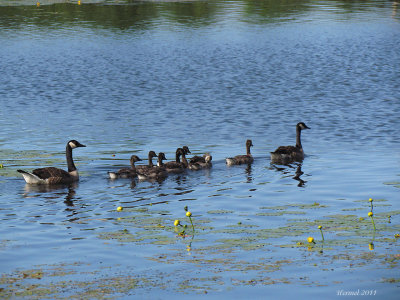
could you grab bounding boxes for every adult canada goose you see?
[136,151,157,173]
[270,122,310,164]
[137,152,168,181]
[164,148,185,173]
[226,139,254,166]
[108,155,142,179]
[189,153,212,170]
[17,140,86,184]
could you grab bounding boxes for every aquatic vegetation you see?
[368,211,376,231]
[117,206,123,212]
[369,242,374,251]
[318,225,325,241]
[307,237,315,244]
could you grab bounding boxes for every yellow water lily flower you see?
[368,212,373,217]
[369,198,373,202]
[307,237,314,243]
[369,243,374,251]
[174,220,180,226]
[186,211,192,217]
[117,206,123,211]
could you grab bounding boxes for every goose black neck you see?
[246,144,252,156]
[296,125,302,148]
[148,154,154,167]
[181,152,188,167]
[130,160,137,170]
[66,144,76,172]
[175,150,181,162]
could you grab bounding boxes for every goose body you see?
[164,148,185,173]
[108,155,142,179]
[189,153,212,170]
[270,122,310,164]
[17,140,86,185]
[137,153,168,181]
[136,151,158,174]
[226,139,254,166]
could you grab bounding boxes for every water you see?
[0,0,399,298]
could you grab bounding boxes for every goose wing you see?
[33,167,71,180]
[189,156,205,164]
[272,146,298,155]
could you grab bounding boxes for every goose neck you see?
[66,143,77,172]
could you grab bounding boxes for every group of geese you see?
[17,122,310,185]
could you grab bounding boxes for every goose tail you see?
[17,170,45,184]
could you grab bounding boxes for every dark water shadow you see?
[270,162,307,187]
[22,182,78,205]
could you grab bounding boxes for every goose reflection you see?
[270,163,307,187]
[245,163,253,183]
[22,182,78,205]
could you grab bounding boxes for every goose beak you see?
[77,143,86,147]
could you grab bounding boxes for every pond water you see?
[0,0,399,298]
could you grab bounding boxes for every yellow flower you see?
[369,198,373,202]
[186,211,192,217]
[395,234,400,238]
[368,212,373,217]
[174,220,180,226]
[307,237,314,243]
[369,243,374,251]
[318,225,322,229]
[117,206,123,211]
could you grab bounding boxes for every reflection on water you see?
[270,162,307,187]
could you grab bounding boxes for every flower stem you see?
[188,216,195,232]
[370,216,376,231]
[319,228,325,241]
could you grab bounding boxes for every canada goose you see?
[189,153,212,170]
[226,139,254,166]
[136,151,157,173]
[270,122,310,164]
[164,148,185,173]
[108,155,142,179]
[137,152,168,180]
[181,146,191,168]
[17,140,86,184]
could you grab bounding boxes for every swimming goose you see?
[108,155,142,179]
[137,152,168,180]
[226,139,254,166]
[189,153,212,170]
[181,146,191,168]
[270,122,310,164]
[164,148,185,173]
[17,140,86,184]
[136,151,157,173]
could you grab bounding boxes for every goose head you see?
[68,140,86,149]
[158,152,167,164]
[246,139,253,148]
[297,122,310,130]
[148,151,158,158]
[182,146,191,155]
[204,153,212,163]
[130,155,142,164]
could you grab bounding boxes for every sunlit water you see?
[0,0,399,298]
